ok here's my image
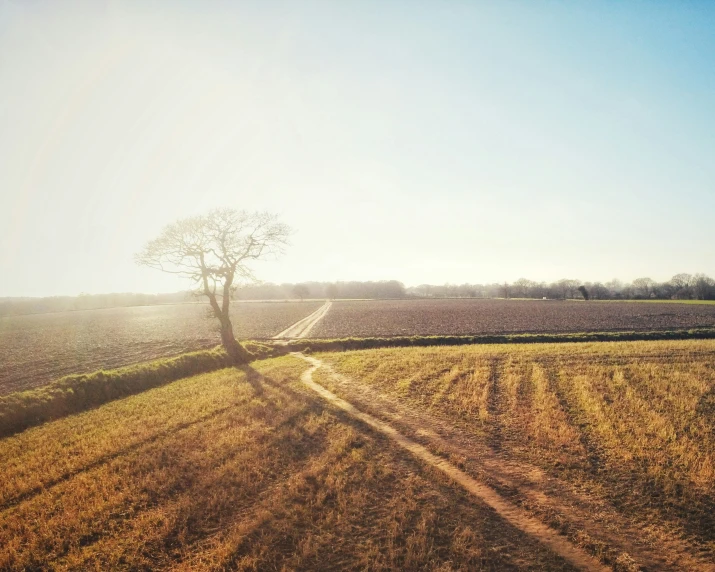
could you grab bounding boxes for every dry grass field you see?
[0,356,580,571]
[1,340,713,569]
[310,299,715,338]
[0,301,321,395]
[315,340,715,569]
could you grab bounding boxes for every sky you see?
[1,0,714,297]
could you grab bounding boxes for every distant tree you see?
[693,274,715,300]
[513,278,535,298]
[556,279,580,300]
[670,273,694,299]
[604,279,624,298]
[577,285,590,300]
[325,283,339,300]
[589,282,610,300]
[501,282,510,299]
[136,209,291,363]
[292,284,310,301]
[632,277,656,299]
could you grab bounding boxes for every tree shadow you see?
[237,364,265,396]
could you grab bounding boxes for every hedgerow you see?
[282,328,715,353]
[0,347,236,437]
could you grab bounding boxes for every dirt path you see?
[273,301,332,339]
[294,353,715,572]
[294,353,614,572]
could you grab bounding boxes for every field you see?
[0,355,581,571]
[311,298,715,338]
[0,301,321,395]
[1,340,713,570]
[314,340,715,569]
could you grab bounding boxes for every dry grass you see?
[317,340,715,557]
[0,355,577,571]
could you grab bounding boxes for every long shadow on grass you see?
[221,369,579,572]
[86,364,402,566]
[49,385,338,566]
[1,365,273,513]
[0,403,240,512]
[1,360,339,510]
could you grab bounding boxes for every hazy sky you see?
[1,1,714,296]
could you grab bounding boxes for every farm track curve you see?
[293,353,715,572]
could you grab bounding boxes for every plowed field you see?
[0,301,321,395]
[311,299,715,338]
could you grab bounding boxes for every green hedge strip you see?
[282,328,715,353]
[0,347,234,438]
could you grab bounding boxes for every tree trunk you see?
[219,317,251,364]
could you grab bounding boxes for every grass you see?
[0,356,577,571]
[284,327,715,353]
[587,299,715,305]
[0,342,280,438]
[0,347,233,438]
[3,335,713,568]
[316,340,715,559]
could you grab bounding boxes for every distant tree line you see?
[0,291,192,317]
[408,273,715,301]
[237,280,407,300]
[0,281,408,316]
[3,273,714,317]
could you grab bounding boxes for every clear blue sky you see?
[1,0,714,296]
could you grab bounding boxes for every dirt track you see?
[294,353,715,572]
[273,301,332,339]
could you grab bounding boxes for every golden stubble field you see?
[315,340,715,569]
[0,356,576,571]
[1,340,713,570]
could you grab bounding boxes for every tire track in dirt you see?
[294,352,610,572]
[273,301,332,339]
[295,353,715,572]
[486,356,507,452]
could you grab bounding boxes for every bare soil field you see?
[0,301,321,395]
[311,298,715,338]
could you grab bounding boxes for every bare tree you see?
[292,284,310,301]
[589,282,610,300]
[670,273,694,299]
[693,273,715,300]
[136,209,291,362]
[556,279,580,300]
[325,283,339,300]
[513,278,535,298]
[632,277,656,298]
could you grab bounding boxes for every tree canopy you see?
[136,209,291,361]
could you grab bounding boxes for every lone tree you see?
[292,284,310,301]
[136,209,291,363]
